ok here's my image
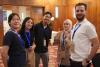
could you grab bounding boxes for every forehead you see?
[12,15,20,19]
[64,21,70,24]
[75,5,85,10]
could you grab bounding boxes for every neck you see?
[11,28,19,33]
[25,29,30,32]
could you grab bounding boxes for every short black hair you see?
[43,11,52,17]
[8,13,20,25]
[75,3,87,10]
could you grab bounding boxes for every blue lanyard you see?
[72,24,81,39]
[61,32,65,48]
[25,32,31,46]
[18,35,25,48]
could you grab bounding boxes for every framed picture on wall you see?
[3,10,12,21]
[3,11,7,21]
[3,10,12,35]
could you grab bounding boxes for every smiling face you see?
[75,5,86,21]
[25,19,33,30]
[9,15,21,30]
[63,19,72,31]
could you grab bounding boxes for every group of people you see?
[2,11,52,67]
[0,2,100,67]
[54,3,100,67]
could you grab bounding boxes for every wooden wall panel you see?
[2,0,43,6]
[97,0,100,39]
[0,6,3,46]
[0,0,69,31]
[0,0,99,38]
[65,0,100,38]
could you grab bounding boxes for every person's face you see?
[75,5,86,21]
[43,14,51,25]
[63,21,71,31]
[10,15,21,29]
[25,19,33,30]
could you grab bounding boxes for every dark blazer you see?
[34,21,52,53]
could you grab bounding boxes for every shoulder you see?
[83,19,95,28]
[85,22,96,32]
[35,22,41,27]
[5,31,14,37]
[34,22,41,29]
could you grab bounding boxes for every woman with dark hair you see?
[2,13,26,67]
[19,17,35,67]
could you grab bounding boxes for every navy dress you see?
[3,31,26,67]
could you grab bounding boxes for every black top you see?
[3,31,26,67]
[34,21,52,53]
[20,30,34,48]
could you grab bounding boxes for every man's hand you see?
[82,58,91,67]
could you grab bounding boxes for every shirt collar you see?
[76,18,87,25]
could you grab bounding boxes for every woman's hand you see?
[32,45,36,49]
[27,46,33,52]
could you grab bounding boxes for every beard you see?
[76,14,85,21]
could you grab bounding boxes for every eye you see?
[64,23,69,25]
[81,10,84,12]
[76,10,79,12]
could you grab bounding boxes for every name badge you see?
[44,39,46,46]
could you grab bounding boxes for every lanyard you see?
[9,29,25,48]
[61,32,65,48]
[72,24,81,39]
[25,32,31,46]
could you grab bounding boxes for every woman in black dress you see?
[2,13,26,67]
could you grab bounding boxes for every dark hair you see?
[75,3,87,10]
[19,17,34,34]
[43,11,52,17]
[8,13,20,25]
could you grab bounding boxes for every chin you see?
[76,16,85,21]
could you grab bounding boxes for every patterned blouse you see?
[54,31,72,65]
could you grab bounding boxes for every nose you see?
[15,20,20,24]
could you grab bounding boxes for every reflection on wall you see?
[3,10,12,35]
[72,7,76,19]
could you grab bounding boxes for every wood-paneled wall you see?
[0,0,100,46]
[66,0,100,38]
